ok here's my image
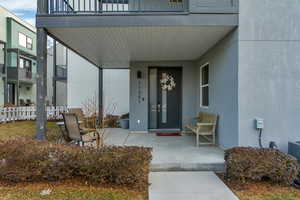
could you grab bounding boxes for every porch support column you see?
[53,40,57,107]
[16,49,20,106]
[98,67,103,125]
[2,41,8,104]
[36,28,48,140]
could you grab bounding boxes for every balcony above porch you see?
[37,0,239,68]
[41,0,238,16]
[37,0,238,29]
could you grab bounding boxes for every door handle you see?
[157,104,161,113]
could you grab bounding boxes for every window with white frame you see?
[19,33,33,50]
[200,63,209,107]
[18,33,27,48]
[19,57,32,71]
[26,37,33,50]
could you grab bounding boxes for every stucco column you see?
[53,40,57,107]
[16,50,20,106]
[36,28,48,140]
[1,41,8,105]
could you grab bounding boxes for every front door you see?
[149,67,182,129]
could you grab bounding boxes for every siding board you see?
[190,0,238,13]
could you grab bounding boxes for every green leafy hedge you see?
[225,147,299,185]
[0,138,152,190]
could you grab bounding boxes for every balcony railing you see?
[7,67,35,83]
[48,0,189,14]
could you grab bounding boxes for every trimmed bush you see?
[0,138,152,190]
[104,115,120,128]
[225,147,299,185]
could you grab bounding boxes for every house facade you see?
[0,6,37,106]
[36,0,300,151]
[47,41,68,106]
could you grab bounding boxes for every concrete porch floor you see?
[104,128,225,172]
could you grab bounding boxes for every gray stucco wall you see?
[238,0,300,151]
[197,29,239,149]
[189,0,238,13]
[130,61,197,132]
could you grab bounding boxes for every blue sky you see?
[0,0,36,26]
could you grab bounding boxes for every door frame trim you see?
[148,66,183,130]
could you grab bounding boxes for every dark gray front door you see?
[157,68,182,129]
[149,67,182,130]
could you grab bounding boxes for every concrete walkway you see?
[103,129,237,200]
[149,172,239,200]
[105,129,225,172]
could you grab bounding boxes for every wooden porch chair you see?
[68,108,85,121]
[62,113,100,147]
[186,112,218,147]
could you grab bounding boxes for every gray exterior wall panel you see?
[238,0,300,151]
[239,0,300,41]
[197,29,239,149]
[189,0,238,13]
[238,41,300,151]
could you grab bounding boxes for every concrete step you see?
[151,162,225,172]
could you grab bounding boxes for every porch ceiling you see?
[47,26,235,68]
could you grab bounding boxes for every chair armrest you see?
[184,117,200,122]
[197,122,215,126]
[80,128,97,135]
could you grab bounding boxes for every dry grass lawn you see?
[0,121,58,140]
[0,121,146,200]
[218,174,300,200]
[0,180,144,200]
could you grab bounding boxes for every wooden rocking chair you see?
[62,113,100,147]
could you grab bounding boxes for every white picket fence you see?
[0,106,68,123]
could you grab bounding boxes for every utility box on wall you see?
[255,118,264,129]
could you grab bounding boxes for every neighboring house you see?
[36,0,300,151]
[47,41,68,106]
[47,41,129,115]
[0,6,37,106]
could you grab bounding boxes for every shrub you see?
[46,126,62,142]
[0,138,152,190]
[104,115,120,128]
[225,147,299,185]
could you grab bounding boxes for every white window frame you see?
[18,32,27,48]
[200,63,209,108]
[18,32,33,50]
[26,37,33,50]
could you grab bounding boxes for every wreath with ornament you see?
[160,73,176,91]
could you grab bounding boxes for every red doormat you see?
[156,132,182,136]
